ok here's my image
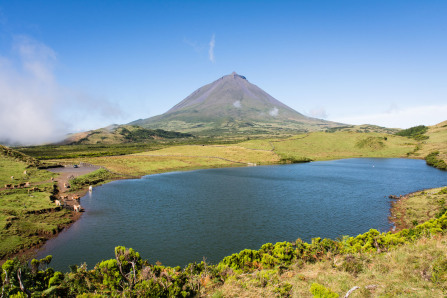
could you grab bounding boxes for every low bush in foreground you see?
[2,211,447,297]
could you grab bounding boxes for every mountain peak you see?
[228,71,246,80]
[130,73,342,135]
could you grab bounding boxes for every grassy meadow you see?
[413,121,447,162]
[34,128,437,179]
[51,145,280,177]
[17,122,447,180]
[240,131,416,161]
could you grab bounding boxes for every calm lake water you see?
[37,158,447,271]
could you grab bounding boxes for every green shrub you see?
[355,137,385,150]
[69,169,114,190]
[97,259,122,290]
[279,154,312,164]
[431,256,447,284]
[425,151,447,170]
[395,125,428,139]
[339,255,365,276]
[274,282,292,297]
[309,283,339,298]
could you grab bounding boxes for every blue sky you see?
[1,0,446,144]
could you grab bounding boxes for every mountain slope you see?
[59,125,194,145]
[131,72,343,135]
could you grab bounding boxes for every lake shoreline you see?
[0,164,103,264]
[388,186,447,232]
[7,159,444,266]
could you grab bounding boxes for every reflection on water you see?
[37,158,447,271]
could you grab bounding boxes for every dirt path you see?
[47,164,100,209]
[0,164,101,263]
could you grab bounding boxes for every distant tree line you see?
[119,127,194,142]
[395,125,429,140]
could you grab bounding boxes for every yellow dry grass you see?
[212,235,447,297]
[135,145,279,164]
[56,145,280,176]
[415,120,447,161]
[241,131,416,161]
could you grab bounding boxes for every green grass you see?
[15,143,168,160]
[391,187,447,229]
[0,150,71,259]
[0,158,53,187]
[406,121,447,162]
[0,189,54,213]
[69,169,116,190]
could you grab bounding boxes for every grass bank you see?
[0,146,73,260]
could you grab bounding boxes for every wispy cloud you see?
[269,107,279,117]
[183,37,203,53]
[308,107,328,119]
[208,34,215,63]
[0,35,123,145]
[233,100,241,108]
[331,104,447,129]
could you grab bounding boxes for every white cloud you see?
[183,37,203,53]
[269,107,279,117]
[0,36,63,145]
[331,104,447,129]
[308,107,328,119]
[208,34,215,63]
[233,100,241,108]
[0,35,123,145]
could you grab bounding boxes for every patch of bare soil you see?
[47,164,100,209]
[389,193,418,232]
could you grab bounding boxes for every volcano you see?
[131,72,342,135]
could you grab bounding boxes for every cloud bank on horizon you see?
[0,36,63,145]
[332,104,447,129]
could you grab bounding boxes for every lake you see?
[37,158,447,271]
